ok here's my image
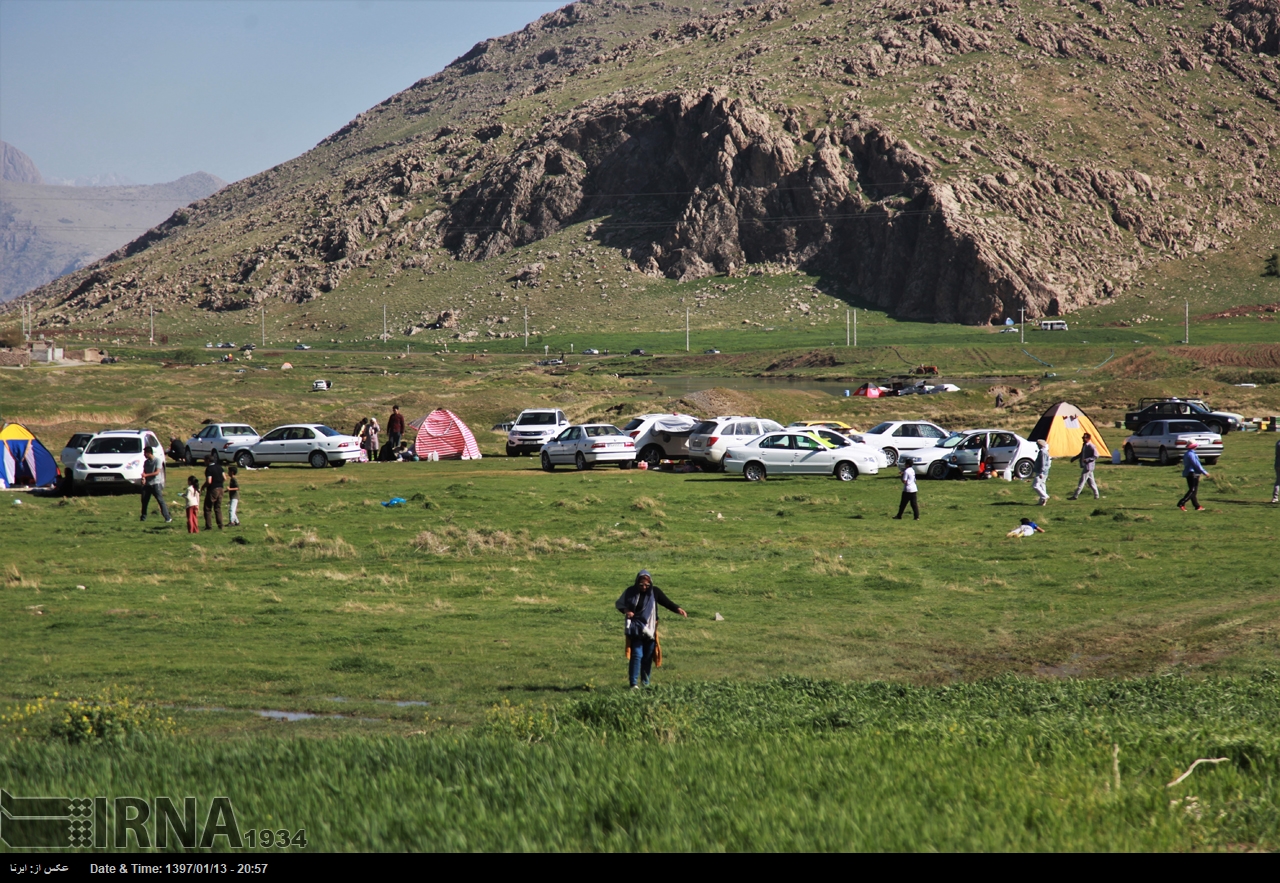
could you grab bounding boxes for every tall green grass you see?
[3,676,1277,851]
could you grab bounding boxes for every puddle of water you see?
[329,696,429,707]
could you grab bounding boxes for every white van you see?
[1039,320,1069,331]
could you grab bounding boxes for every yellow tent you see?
[1028,402,1111,459]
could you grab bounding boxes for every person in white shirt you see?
[893,459,920,520]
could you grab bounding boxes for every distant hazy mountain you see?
[43,173,137,188]
[1,141,43,185]
[0,168,226,302]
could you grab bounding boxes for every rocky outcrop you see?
[1,142,42,184]
[1228,0,1280,55]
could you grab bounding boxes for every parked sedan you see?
[855,420,953,466]
[184,423,260,464]
[1123,420,1223,465]
[540,424,635,470]
[723,431,881,481]
[907,429,1039,479]
[232,424,362,468]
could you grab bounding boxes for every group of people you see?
[353,406,419,461]
[893,432,1280,521]
[141,450,240,533]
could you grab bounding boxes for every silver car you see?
[1123,420,1223,466]
[184,423,260,464]
[234,424,362,469]
[540,424,635,471]
[723,431,881,481]
[908,429,1039,480]
[688,416,785,471]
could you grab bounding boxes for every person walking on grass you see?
[1069,432,1100,500]
[615,569,686,689]
[1178,440,1209,511]
[893,458,920,520]
[1032,438,1051,506]
[140,445,171,523]
[227,465,241,526]
[387,405,405,452]
[184,476,201,534]
[202,453,225,530]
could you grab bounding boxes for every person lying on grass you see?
[1006,517,1046,538]
[615,570,686,690]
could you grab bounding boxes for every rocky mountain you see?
[1,141,43,185]
[0,169,225,302]
[6,0,1279,335]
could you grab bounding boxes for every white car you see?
[71,429,165,492]
[233,424,362,469]
[540,424,635,470]
[805,427,888,470]
[623,413,699,468]
[61,432,95,469]
[855,421,953,466]
[184,423,260,464]
[688,416,785,471]
[907,429,1039,480]
[582,348,600,355]
[723,430,881,481]
[507,409,570,456]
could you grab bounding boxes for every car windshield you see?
[1170,421,1210,434]
[314,425,341,437]
[622,418,646,431]
[868,422,893,435]
[517,412,557,426]
[85,437,142,454]
[938,435,966,449]
[66,434,93,447]
[584,425,623,437]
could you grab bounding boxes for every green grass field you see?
[2,342,1279,851]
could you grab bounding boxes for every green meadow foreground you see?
[2,335,1279,850]
[3,438,1280,850]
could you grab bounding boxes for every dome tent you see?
[0,423,59,488]
[1028,402,1111,459]
[410,409,482,460]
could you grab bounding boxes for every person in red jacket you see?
[387,405,406,453]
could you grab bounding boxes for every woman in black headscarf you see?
[615,569,686,689]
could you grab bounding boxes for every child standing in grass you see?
[227,465,241,526]
[184,476,200,533]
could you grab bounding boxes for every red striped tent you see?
[410,408,482,460]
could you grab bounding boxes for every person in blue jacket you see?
[1177,441,1210,511]
[615,570,687,689]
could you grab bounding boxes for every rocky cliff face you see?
[1,142,43,185]
[7,0,1280,333]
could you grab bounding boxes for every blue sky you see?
[0,0,565,184]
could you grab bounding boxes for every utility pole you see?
[686,308,690,352]
[524,308,528,348]
[383,305,387,342]
[1185,301,1189,344]
[853,309,857,347]
[1020,307,1025,344]
[150,306,154,346]
[846,310,850,347]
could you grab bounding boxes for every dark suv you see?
[1124,398,1240,435]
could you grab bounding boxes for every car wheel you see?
[882,447,899,466]
[309,450,329,469]
[1124,444,1138,465]
[506,445,518,457]
[1159,446,1171,466]
[743,461,766,482]
[541,451,555,472]
[1013,458,1035,480]
[1206,422,1225,435]
[927,460,948,480]
[184,446,195,465]
[619,460,632,470]
[332,459,347,468]
[235,450,255,469]
[639,445,663,469]
[1202,456,1219,465]
[835,461,857,481]
[575,452,589,471]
